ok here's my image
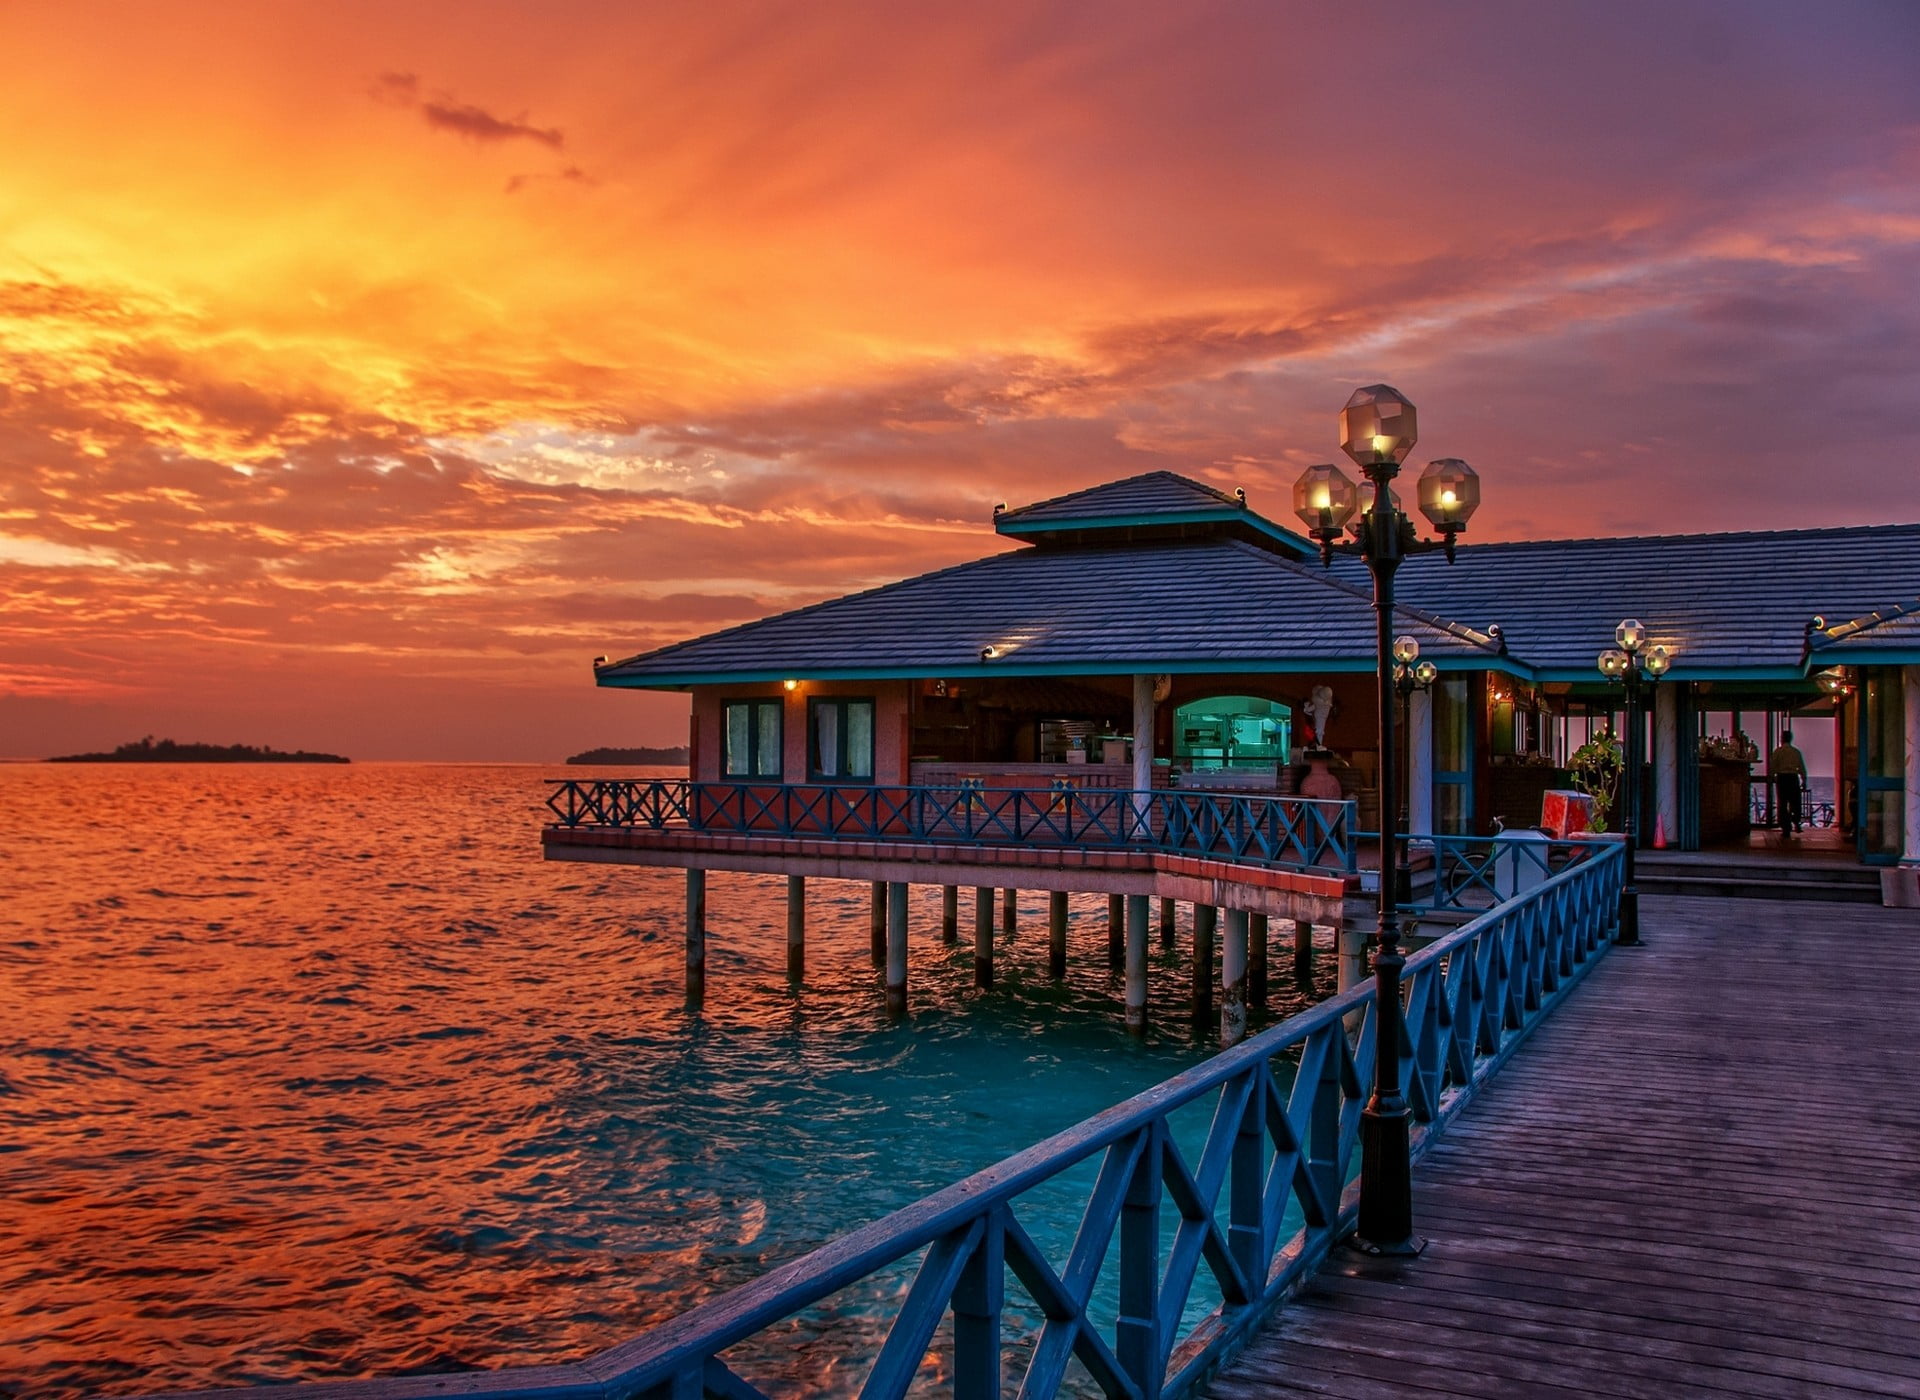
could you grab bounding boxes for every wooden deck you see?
[1203,893,1920,1399]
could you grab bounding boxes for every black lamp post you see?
[1596,621,1670,947]
[1292,385,1480,1257]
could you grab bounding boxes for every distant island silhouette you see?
[48,737,350,764]
[566,745,690,766]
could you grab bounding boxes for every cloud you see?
[370,69,565,149]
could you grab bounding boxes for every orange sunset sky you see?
[3,1,1918,760]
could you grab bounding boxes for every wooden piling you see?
[974,886,995,988]
[885,881,908,1018]
[786,875,805,982]
[869,881,886,965]
[1293,917,1315,984]
[1002,887,1017,937]
[1125,894,1149,1036]
[1337,916,1367,993]
[1222,909,1249,1047]
[685,868,706,1004]
[1192,905,1216,1031]
[1159,896,1177,950]
[940,885,958,944]
[1107,894,1124,970]
[1248,912,1269,1009]
[1048,890,1068,981]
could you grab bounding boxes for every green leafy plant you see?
[1569,730,1623,833]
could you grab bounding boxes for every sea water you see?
[0,764,1338,1397]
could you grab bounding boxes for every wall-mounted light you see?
[783,679,799,691]
[981,645,998,661]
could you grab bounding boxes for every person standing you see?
[1769,729,1808,835]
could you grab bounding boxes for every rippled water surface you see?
[0,764,1337,1398]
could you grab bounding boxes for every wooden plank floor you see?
[1202,895,1920,1399]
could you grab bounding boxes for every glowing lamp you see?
[1414,659,1438,687]
[1392,635,1420,665]
[1339,384,1418,467]
[1598,649,1629,679]
[1417,458,1480,530]
[1291,463,1359,532]
[1615,618,1647,652]
[1643,645,1671,678]
[783,679,799,691]
[1817,667,1848,695]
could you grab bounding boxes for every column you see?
[974,886,995,988]
[1293,918,1315,983]
[1904,666,1920,866]
[1337,915,1367,994]
[1191,905,1215,1029]
[1107,893,1124,970]
[1222,909,1249,1047]
[1132,673,1156,831]
[1248,912,1269,1009]
[1048,891,1068,980]
[786,875,805,982]
[869,881,886,965]
[1125,894,1149,1036]
[886,882,908,1018]
[941,885,959,943]
[1159,897,1177,950]
[1655,683,1680,849]
[685,868,707,1004]
[1002,887,1018,937]
[1407,687,1434,838]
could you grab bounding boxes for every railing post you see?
[951,1209,1005,1400]
[1116,1124,1164,1399]
[1229,1066,1267,1288]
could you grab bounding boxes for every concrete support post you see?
[1191,905,1216,1029]
[1048,891,1068,980]
[1248,912,1269,1009]
[1107,894,1125,970]
[1132,673,1156,832]
[885,882,908,1018]
[1655,683,1681,849]
[785,875,805,982]
[1222,909,1249,1048]
[869,881,886,965]
[1904,666,1920,867]
[940,885,959,943]
[1293,919,1315,983]
[1337,916,1367,994]
[685,868,707,1004]
[1407,687,1434,838]
[974,886,995,988]
[1125,894,1149,1036]
[1002,887,1017,937]
[1159,897,1177,950]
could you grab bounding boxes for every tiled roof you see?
[1816,597,1920,659]
[994,470,1247,526]
[597,537,1501,685]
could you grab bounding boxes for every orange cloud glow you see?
[2,1,1918,757]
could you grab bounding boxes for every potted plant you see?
[1569,730,1623,833]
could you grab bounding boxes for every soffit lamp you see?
[1339,384,1419,467]
[1817,666,1848,696]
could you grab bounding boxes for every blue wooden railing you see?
[546,779,1359,874]
[1403,832,1614,913]
[184,841,1622,1400]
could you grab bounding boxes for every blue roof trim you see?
[996,505,1319,557]
[595,653,1538,689]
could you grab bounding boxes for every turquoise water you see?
[0,764,1336,1397]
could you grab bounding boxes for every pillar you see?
[1407,687,1434,838]
[1048,891,1068,980]
[974,886,995,988]
[1002,887,1017,937]
[1337,915,1367,994]
[1293,918,1315,983]
[1222,909,1248,1047]
[1191,905,1215,1029]
[1248,912,1269,1009]
[1132,673,1156,832]
[685,868,706,1003]
[1655,683,1681,849]
[1904,666,1920,866]
[1125,894,1149,1036]
[1159,897,1177,950]
[886,882,909,1018]
[786,875,805,982]
[1107,893,1124,970]
[941,885,959,943]
[869,881,886,965]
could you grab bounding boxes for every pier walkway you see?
[1202,894,1920,1400]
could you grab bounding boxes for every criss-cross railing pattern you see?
[249,843,1620,1400]
[1407,831,1610,912]
[545,779,1358,874]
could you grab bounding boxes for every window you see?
[722,699,783,779]
[809,698,875,781]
